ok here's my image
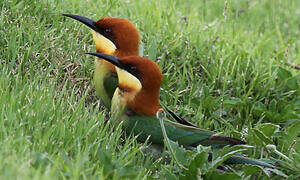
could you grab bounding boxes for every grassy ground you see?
[1,0,299,179]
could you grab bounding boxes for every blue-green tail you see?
[208,152,275,168]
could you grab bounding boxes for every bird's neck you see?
[127,87,160,116]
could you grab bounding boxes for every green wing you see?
[116,107,275,167]
[93,57,118,109]
[103,74,118,100]
[94,72,118,109]
[123,110,245,148]
[123,114,212,146]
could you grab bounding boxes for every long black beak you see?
[86,52,126,70]
[61,13,101,33]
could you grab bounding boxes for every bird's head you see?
[87,53,162,115]
[62,14,140,57]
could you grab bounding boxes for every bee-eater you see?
[86,52,275,167]
[62,14,140,108]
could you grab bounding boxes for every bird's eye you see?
[104,28,112,34]
[130,66,137,72]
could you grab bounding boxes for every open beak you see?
[61,14,101,33]
[86,52,126,70]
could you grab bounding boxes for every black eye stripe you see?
[96,27,115,46]
[121,64,141,80]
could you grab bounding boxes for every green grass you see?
[1,0,299,179]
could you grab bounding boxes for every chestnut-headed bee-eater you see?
[86,52,275,167]
[62,14,140,108]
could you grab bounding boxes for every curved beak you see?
[86,52,126,70]
[61,13,101,33]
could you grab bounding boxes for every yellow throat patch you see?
[92,30,116,54]
[116,67,142,102]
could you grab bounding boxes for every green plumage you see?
[110,97,274,168]
[120,112,274,167]
[125,114,212,144]
[224,154,275,167]
[103,74,118,101]
[110,91,245,148]
[93,59,118,109]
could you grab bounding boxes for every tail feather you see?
[225,154,275,168]
[208,152,276,168]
